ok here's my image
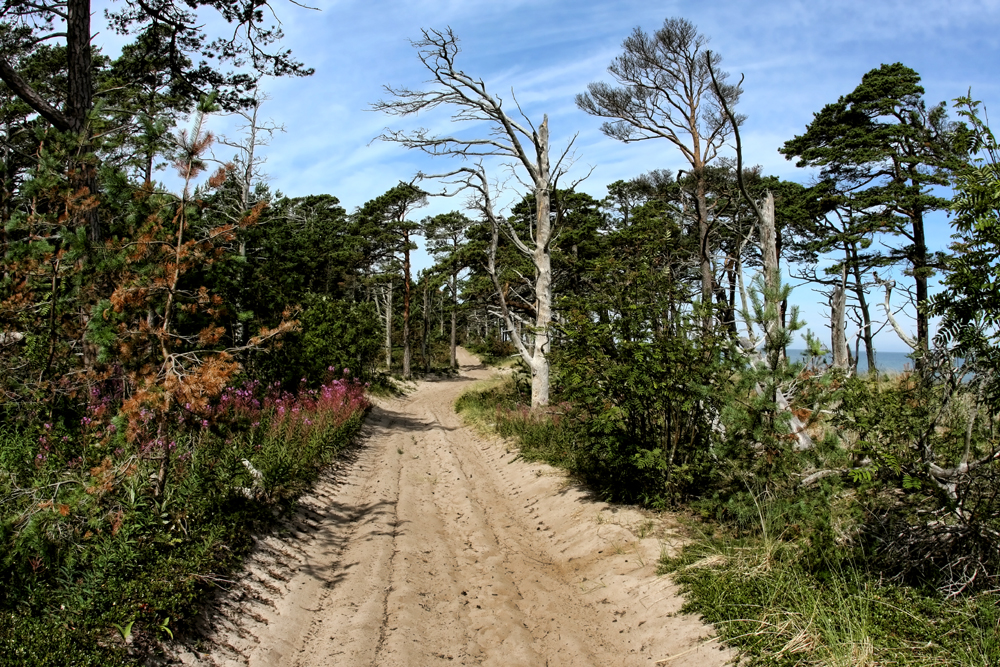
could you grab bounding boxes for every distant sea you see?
[786,349,917,375]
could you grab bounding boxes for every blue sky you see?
[95,0,1000,354]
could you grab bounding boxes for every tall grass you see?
[662,532,1000,667]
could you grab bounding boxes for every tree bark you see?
[384,282,393,370]
[831,266,849,369]
[696,170,714,334]
[912,208,929,359]
[758,192,784,364]
[529,118,553,407]
[403,234,412,379]
[450,272,458,368]
[66,0,93,134]
[0,57,71,131]
[848,243,877,371]
[422,278,430,373]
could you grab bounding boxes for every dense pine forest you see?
[1,2,999,664]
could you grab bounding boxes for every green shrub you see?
[831,371,1000,593]
[553,312,733,508]
[464,336,517,365]
[248,296,381,386]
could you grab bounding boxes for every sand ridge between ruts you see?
[168,349,732,666]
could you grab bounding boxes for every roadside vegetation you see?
[0,374,368,665]
[3,4,1000,665]
[458,358,1000,665]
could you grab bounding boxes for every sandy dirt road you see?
[172,350,731,666]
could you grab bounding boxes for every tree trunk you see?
[66,0,101,242]
[234,240,247,345]
[831,266,849,369]
[487,118,554,409]
[530,119,553,408]
[912,208,929,359]
[422,279,430,373]
[403,237,411,379]
[848,243,876,372]
[726,259,737,334]
[450,272,458,368]
[385,281,393,370]
[66,0,92,134]
[759,192,783,365]
[696,173,714,334]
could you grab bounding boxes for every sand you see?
[168,349,732,666]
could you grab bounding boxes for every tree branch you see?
[0,54,70,131]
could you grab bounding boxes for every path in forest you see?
[170,349,731,666]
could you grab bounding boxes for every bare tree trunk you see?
[912,209,930,363]
[759,193,778,292]
[758,192,785,365]
[451,310,458,367]
[486,175,552,408]
[531,152,553,406]
[875,276,918,351]
[831,266,849,369]
[736,246,756,345]
[696,176,714,334]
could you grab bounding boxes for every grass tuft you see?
[661,522,1000,666]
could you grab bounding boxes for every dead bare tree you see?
[372,28,583,407]
[873,273,919,352]
[830,266,850,369]
[211,96,285,346]
[707,55,813,451]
